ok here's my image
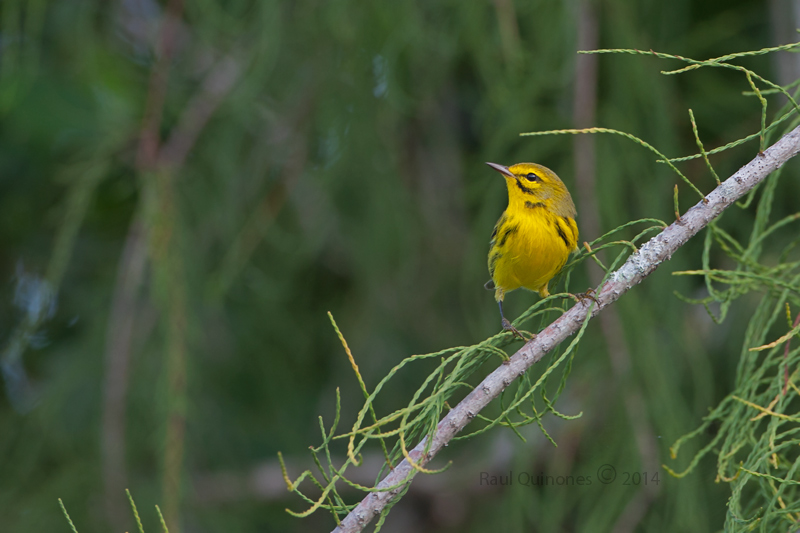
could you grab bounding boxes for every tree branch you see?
[331,124,800,533]
[101,214,148,530]
[158,54,241,169]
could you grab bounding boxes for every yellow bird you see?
[485,162,579,335]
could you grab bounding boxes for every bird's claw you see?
[569,287,599,305]
[502,318,534,341]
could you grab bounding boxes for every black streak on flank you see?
[514,179,535,195]
[555,221,570,248]
[525,201,546,209]
[489,251,501,276]
[561,216,578,240]
[499,225,520,247]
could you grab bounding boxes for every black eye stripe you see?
[514,179,535,195]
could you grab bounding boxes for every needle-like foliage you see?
[282,44,800,532]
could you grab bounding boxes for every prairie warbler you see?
[485,162,579,335]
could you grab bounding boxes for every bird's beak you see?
[485,162,515,179]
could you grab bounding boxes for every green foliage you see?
[283,217,667,525]
[59,491,169,533]
[284,42,800,530]
[2,0,800,532]
[59,498,80,533]
[668,145,800,531]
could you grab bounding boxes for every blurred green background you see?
[2,0,800,531]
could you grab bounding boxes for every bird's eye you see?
[525,173,540,182]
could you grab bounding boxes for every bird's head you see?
[486,162,576,218]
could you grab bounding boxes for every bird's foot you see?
[502,318,534,341]
[568,287,599,306]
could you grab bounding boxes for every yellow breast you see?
[489,207,578,296]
